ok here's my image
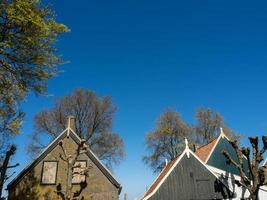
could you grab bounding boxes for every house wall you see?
[208,165,250,199]
[209,165,267,200]
[8,136,119,200]
[207,137,250,177]
[148,154,233,200]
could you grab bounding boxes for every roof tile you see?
[195,136,219,162]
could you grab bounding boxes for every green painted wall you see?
[207,137,250,177]
[149,153,234,200]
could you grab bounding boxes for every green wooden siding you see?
[148,152,234,200]
[207,137,250,177]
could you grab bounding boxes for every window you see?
[72,161,87,184]
[41,161,58,184]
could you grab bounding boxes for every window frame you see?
[41,160,59,185]
[72,160,87,184]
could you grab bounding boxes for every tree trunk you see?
[250,194,258,200]
[0,145,16,198]
[66,163,73,200]
[250,189,259,200]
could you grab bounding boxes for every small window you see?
[72,161,87,184]
[41,161,58,184]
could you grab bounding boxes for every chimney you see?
[193,144,198,152]
[66,115,76,131]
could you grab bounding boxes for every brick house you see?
[7,117,122,200]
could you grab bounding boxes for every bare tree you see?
[195,108,241,144]
[0,145,19,199]
[143,109,192,173]
[28,88,125,169]
[143,107,241,174]
[222,136,267,200]
[56,138,91,200]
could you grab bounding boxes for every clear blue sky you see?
[8,0,267,199]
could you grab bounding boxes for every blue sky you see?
[7,0,267,199]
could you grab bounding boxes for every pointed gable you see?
[142,156,181,199]
[142,135,221,200]
[141,129,252,200]
[7,128,122,193]
[195,135,220,163]
[206,135,250,177]
[141,146,234,200]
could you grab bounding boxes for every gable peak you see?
[66,115,76,136]
[184,138,190,158]
[219,127,226,139]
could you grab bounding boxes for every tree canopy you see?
[143,109,192,173]
[194,108,223,144]
[28,89,125,169]
[143,107,241,173]
[0,0,69,150]
[0,1,68,197]
[194,108,241,144]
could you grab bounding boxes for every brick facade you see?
[8,131,121,200]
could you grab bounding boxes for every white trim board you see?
[209,165,267,193]
[141,150,187,200]
[204,130,229,163]
[69,128,120,184]
[7,128,68,187]
[7,127,121,191]
[141,147,232,200]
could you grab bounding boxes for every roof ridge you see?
[141,155,180,198]
[7,128,68,188]
[141,152,184,200]
[7,128,122,192]
[141,147,234,200]
[195,134,220,150]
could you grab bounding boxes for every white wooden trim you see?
[207,164,244,188]
[208,165,267,193]
[188,148,228,181]
[204,134,222,163]
[67,128,121,185]
[8,127,121,189]
[141,160,172,199]
[141,130,267,200]
[142,147,230,200]
[8,128,68,187]
[204,128,231,163]
[38,128,68,156]
[141,150,187,200]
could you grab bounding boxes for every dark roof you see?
[141,134,222,200]
[7,129,122,193]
